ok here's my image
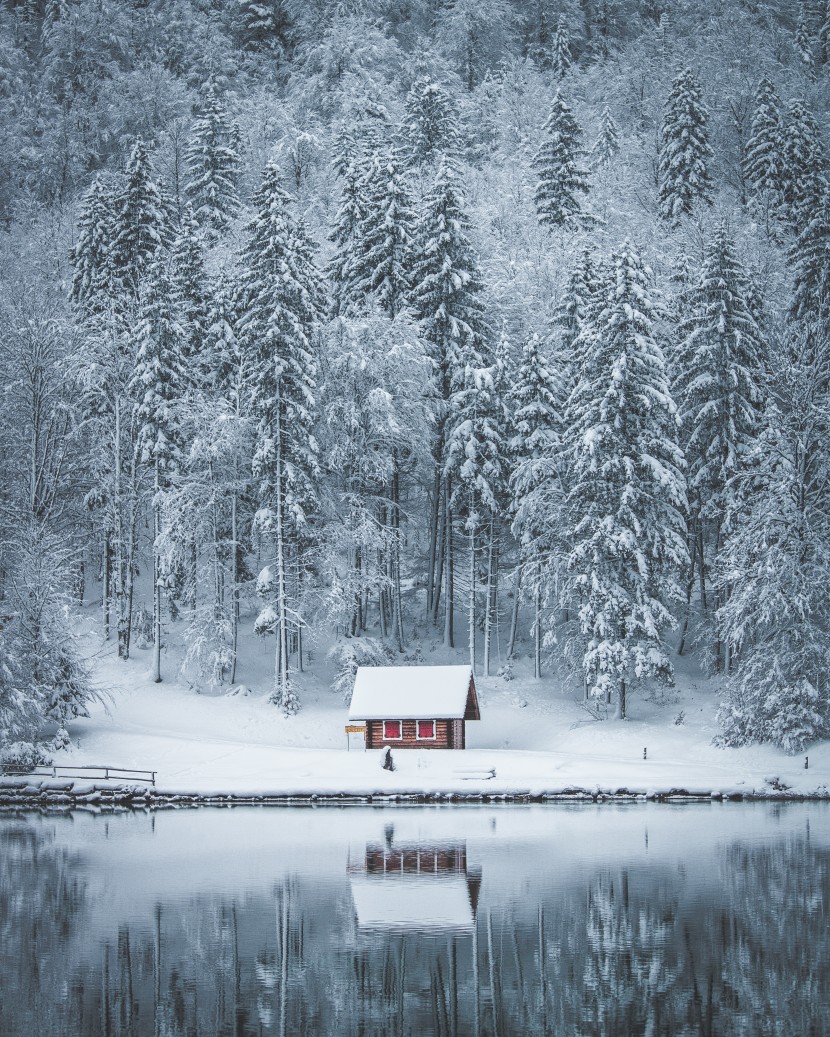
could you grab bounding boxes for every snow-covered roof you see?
[350,875,476,931]
[348,665,479,721]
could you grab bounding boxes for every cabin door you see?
[452,719,464,749]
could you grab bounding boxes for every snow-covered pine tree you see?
[658,66,713,224]
[109,139,168,305]
[170,206,210,382]
[404,78,462,168]
[327,129,368,317]
[237,0,291,57]
[779,99,828,230]
[796,1,816,78]
[532,90,591,230]
[717,338,830,753]
[565,241,687,718]
[550,17,572,79]
[348,146,415,319]
[237,162,325,712]
[445,359,508,676]
[526,5,550,68]
[552,247,605,392]
[411,155,487,643]
[508,333,564,678]
[185,81,241,238]
[674,224,766,671]
[590,105,620,169]
[742,77,784,220]
[70,174,120,319]
[130,260,187,683]
[317,311,431,647]
[205,275,251,684]
[790,189,830,323]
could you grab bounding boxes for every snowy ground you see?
[42,603,830,800]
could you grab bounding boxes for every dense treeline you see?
[1,0,829,753]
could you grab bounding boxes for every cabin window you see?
[383,720,402,740]
[416,720,436,740]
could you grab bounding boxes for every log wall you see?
[366,719,463,749]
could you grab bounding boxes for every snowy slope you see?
[41,604,830,800]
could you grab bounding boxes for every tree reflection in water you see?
[0,816,827,1037]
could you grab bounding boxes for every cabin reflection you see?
[349,838,482,933]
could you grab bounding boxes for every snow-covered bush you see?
[0,524,100,747]
[0,741,51,772]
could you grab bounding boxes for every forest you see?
[0,0,829,758]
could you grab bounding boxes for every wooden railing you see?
[1,764,156,786]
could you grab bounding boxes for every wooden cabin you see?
[347,665,480,750]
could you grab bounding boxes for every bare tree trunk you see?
[391,465,405,651]
[507,563,522,658]
[229,490,239,684]
[617,677,626,719]
[534,570,542,680]
[114,396,128,659]
[677,527,697,657]
[102,534,111,641]
[443,484,454,648]
[426,462,442,617]
[483,520,495,677]
[152,461,162,683]
[432,498,445,626]
[468,520,476,676]
[273,411,291,706]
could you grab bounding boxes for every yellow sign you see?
[344,725,366,734]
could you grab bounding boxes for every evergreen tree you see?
[526,5,551,68]
[110,139,168,305]
[70,175,119,319]
[590,105,620,169]
[445,361,508,675]
[403,78,462,167]
[327,129,368,317]
[348,147,415,319]
[508,333,564,678]
[718,342,830,752]
[742,77,784,215]
[550,17,572,79]
[674,225,766,670]
[790,190,830,322]
[565,241,687,718]
[237,0,291,57]
[795,1,816,78]
[170,206,211,380]
[237,162,325,712]
[780,99,827,229]
[411,156,487,643]
[533,90,591,230]
[185,81,241,237]
[658,67,713,224]
[552,247,605,393]
[131,261,187,683]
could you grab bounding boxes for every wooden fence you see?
[1,764,156,786]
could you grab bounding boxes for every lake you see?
[1,803,827,1036]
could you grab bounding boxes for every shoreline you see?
[2,778,829,811]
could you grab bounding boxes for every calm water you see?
[1,803,828,1036]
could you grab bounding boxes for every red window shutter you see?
[383,720,401,740]
[417,720,435,740]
